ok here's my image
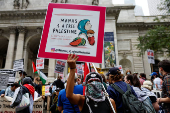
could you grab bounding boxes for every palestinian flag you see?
[32,61,38,74]
[39,70,47,85]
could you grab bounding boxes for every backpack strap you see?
[111,84,125,95]
[126,84,132,93]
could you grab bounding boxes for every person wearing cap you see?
[1,83,20,98]
[66,54,116,113]
[106,67,137,113]
[151,72,163,90]
[18,71,27,85]
[50,88,61,113]
[58,72,83,113]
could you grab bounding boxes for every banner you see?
[0,74,9,90]
[36,58,44,70]
[0,69,15,84]
[13,59,24,72]
[147,49,155,64]
[55,60,66,74]
[38,3,106,63]
[0,96,43,113]
[104,32,116,68]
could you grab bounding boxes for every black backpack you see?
[111,83,145,113]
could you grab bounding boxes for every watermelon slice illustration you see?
[70,37,86,46]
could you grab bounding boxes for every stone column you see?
[5,27,16,69]
[47,59,55,83]
[23,46,28,72]
[15,26,26,60]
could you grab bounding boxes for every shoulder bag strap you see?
[111,84,125,94]
[126,84,132,93]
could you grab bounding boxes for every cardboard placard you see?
[0,74,9,90]
[147,49,155,64]
[36,58,44,70]
[0,69,15,84]
[54,60,66,74]
[0,96,43,113]
[13,59,24,72]
[38,3,106,63]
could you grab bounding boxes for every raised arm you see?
[66,54,84,106]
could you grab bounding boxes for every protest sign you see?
[116,65,124,74]
[36,58,44,70]
[13,59,24,72]
[38,3,106,63]
[42,85,45,96]
[0,74,9,90]
[104,32,116,68]
[0,69,15,84]
[45,85,51,96]
[55,60,66,74]
[147,49,155,64]
[76,64,83,75]
[0,96,43,113]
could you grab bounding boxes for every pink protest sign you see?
[38,3,106,63]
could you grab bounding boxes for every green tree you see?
[137,0,170,56]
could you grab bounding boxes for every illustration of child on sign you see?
[69,19,95,46]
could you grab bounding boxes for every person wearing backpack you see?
[66,54,117,113]
[125,74,159,112]
[106,67,144,113]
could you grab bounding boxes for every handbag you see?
[16,93,30,111]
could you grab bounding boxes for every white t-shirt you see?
[153,77,162,90]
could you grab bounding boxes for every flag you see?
[39,70,47,85]
[32,61,38,74]
[83,62,90,95]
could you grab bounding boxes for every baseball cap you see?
[85,72,103,84]
[55,88,61,91]
[106,67,120,76]
[150,72,157,76]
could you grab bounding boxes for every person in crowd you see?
[1,83,20,98]
[0,89,5,95]
[66,54,116,113]
[152,72,163,90]
[126,70,131,75]
[133,72,138,76]
[33,77,42,95]
[58,72,83,113]
[77,75,82,85]
[125,74,159,111]
[11,77,35,113]
[107,67,136,113]
[150,72,157,90]
[18,71,27,85]
[50,88,61,113]
[157,60,170,113]
[134,75,159,111]
[139,73,146,85]
[101,74,107,90]
[52,75,65,90]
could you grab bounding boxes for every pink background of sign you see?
[38,3,106,63]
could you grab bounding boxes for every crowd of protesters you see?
[0,54,170,113]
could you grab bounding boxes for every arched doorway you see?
[0,36,8,68]
[119,59,132,74]
[26,34,49,77]
[152,59,160,72]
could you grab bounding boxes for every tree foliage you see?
[137,0,170,56]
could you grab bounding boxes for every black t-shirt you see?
[52,79,65,89]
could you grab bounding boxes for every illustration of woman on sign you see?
[70,19,95,46]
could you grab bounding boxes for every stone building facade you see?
[0,0,169,82]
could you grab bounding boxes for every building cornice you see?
[117,22,170,28]
[0,9,46,19]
